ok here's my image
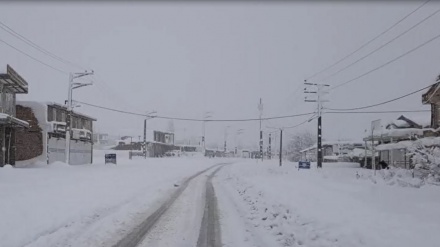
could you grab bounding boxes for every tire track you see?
[197,165,224,247]
[112,163,228,247]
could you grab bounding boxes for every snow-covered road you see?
[0,151,227,247]
[2,155,440,247]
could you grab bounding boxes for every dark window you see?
[47,107,53,121]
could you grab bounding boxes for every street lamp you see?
[143,110,157,159]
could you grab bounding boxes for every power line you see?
[0,20,87,71]
[75,100,316,122]
[330,31,440,91]
[326,82,436,111]
[305,0,430,82]
[326,110,429,114]
[322,8,440,83]
[0,38,68,75]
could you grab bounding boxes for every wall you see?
[15,105,43,161]
[47,137,92,165]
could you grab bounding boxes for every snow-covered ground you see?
[0,150,221,247]
[3,155,440,247]
[214,160,440,247]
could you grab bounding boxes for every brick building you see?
[16,101,96,165]
[0,65,29,166]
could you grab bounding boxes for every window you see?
[53,108,57,122]
[61,112,66,122]
[47,107,53,121]
[72,116,77,128]
[56,109,62,122]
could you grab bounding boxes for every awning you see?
[0,113,29,128]
[0,65,29,94]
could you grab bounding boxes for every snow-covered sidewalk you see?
[0,151,221,247]
[214,160,440,247]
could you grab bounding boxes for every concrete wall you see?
[47,138,92,165]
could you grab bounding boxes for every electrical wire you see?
[0,38,68,75]
[330,31,440,91]
[321,8,440,83]
[75,100,316,122]
[325,82,437,111]
[305,0,431,82]
[326,110,429,114]
[0,20,87,71]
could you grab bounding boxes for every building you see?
[299,141,364,162]
[113,130,175,157]
[15,101,96,165]
[422,76,440,133]
[0,65,29,166]
[93,132,109,145]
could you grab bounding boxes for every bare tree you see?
[287,131,315,161]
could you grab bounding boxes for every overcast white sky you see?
[0,1,438,149]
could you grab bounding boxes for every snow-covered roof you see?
[0,113,29,127]
[400,114,430,128]
[391,119,410,128]
[376,137,440,151]
[300,140,364,153]
[383,128,424,138]
[17,101,97,121]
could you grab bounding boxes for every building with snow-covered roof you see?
[364,79,438,169]
[15,101,96,165]
[0,65,29,166]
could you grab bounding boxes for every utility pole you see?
[304,81,329,168]
[235,129,244,156]
[224,125,230,153]
[268,133,271,160]
[371,119,381,175]
[202,111,212,155]
[65,71,93,165]
[143,111,157,159]
[258,98,263,161]
[279,129,283,166]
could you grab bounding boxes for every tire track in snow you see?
[112,163,229,247]
[197,165,224,247]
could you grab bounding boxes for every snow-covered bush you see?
[407,139,440,184]
[287,131,315,162]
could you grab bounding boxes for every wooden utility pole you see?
[279,129,283,166]
[304,81,329,168]
[258,98,263,161]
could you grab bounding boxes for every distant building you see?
[93,132,109,145]
[300,141,364,162]
[0,65,29,166]
[15,101,96,165]
[113,130,175,157]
